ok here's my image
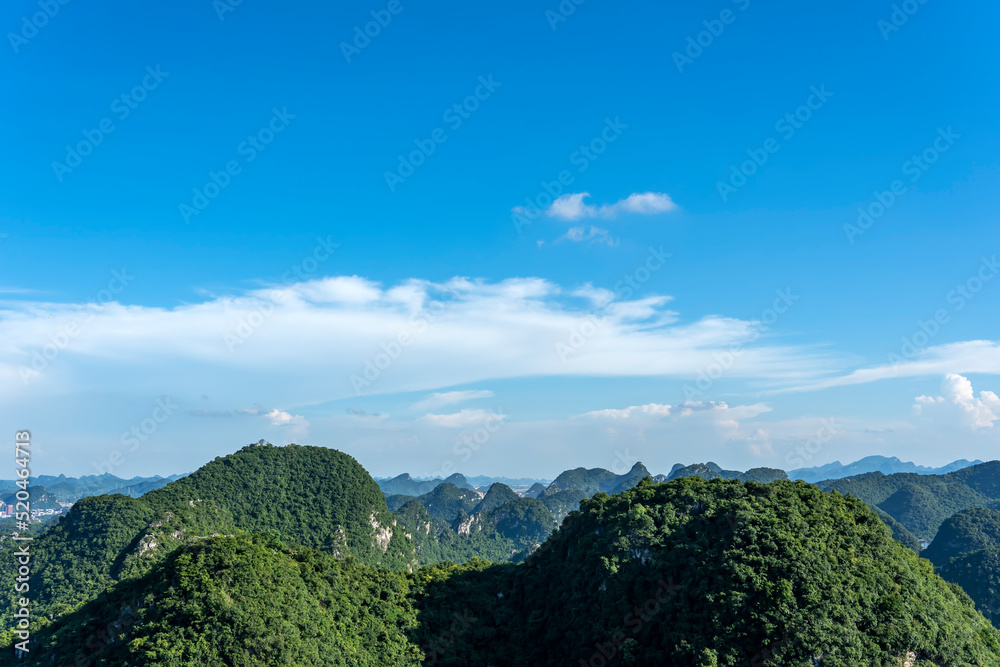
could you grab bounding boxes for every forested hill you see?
[411,478,1000,665]
[0,444,416,639]
[12,476,1000,666]
[818,460,1000,539]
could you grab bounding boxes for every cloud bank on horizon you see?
[1,273,998,478]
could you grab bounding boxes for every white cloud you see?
[207,404,309,432]
[265,408,307,428]
[420,408,506,428]
[411,389,494,411]
[913,374,1000,430]
[560,226,617,246]
[578,400,771,435]
[580,403,673,420]
[0,275,839,419]
[541,192,677,221]
[785,340,1000,393]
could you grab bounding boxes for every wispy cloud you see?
[412,389,494,411]
[1,274,837,408]
[784,340,1000,393]
[420,408,506,428]
[559,226,618,246]
[542,192,677,221]
[198,404,310,431]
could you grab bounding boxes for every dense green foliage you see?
[544,466,621,496]
[819,462,1000,539]
[538,488,588,521]
[667,462,789,484]
[922,508,1000,625]
[873,507,921,552]
[936,548,1000,626]
[394,493,556,565]
[413,477,1000,665]
[409,483,480,523]
[0,444,417,641]
[143,444,411,566]
[16,534,422,667]
[926,508,1000,564]
[471,483,519,515]
[6,449,1000,665]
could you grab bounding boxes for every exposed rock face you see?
[370,512,394,553]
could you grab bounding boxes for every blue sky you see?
[2,0,999,479]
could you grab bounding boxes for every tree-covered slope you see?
[922,508,1000,625]
[0,443,417,639]
[471,483,519,515]
[818,461,1000,540]
[15,534,422,667]
[143,444,411,565]
[925,508,1000,565]
[407,483,481,523]
[412,477,1000,666]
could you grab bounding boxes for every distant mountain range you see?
[788,456,982,484]
[0,472,187,503]
[379,456,981,500]
[375,473,550,494]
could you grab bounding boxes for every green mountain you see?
[471,483,519,514]
[925,508,1000,565]
[524,482,546,498]
[411,477,1000,665]
[543,466,621,495]
[0,443,416,634]
[818,460,1000,539]
[392,482,557,566]
[377,473,475,497]
[411,483,481,522]
[15,534,421,666]
[920,508,1000,625]
[667,462,789,484]
[5,450,1000,665]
